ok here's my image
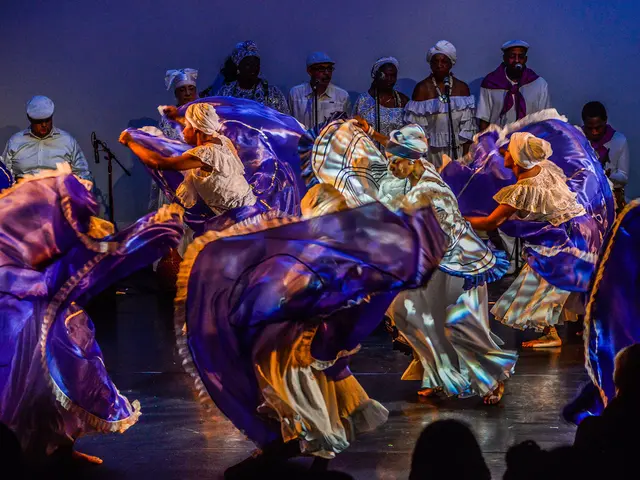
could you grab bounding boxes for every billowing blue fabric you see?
[585,200,640,410]
[180,202,446,447]
[127,97,306,234]
[441,119,614,292]
[0,162,13,191]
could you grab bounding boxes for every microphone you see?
[375,70,386,81]
[91,131,100,164]
[444,76,452,96]
[515,63,524,71]
[311,78,320,91]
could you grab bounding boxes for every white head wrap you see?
[165,68,198,91]
[508,132,553,169]
[185,103,221,136]
[386,124,429,162]
[371,56,399,79]
[427,40,457,65]
[26,95,55,120]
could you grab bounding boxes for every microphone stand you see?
[445,78,458,161]
[312,81,319,129]
[92,134,132,229]
[374,85,382,150]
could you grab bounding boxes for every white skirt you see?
[389,270,517,397]
[492,264,575,332]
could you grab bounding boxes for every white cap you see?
[26,95,55,120]
[501,40,530,52]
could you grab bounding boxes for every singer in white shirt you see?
[2,96,91,180]
[476,41,551,130]
[288,52,351,129]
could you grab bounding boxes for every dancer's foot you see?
[417,386,442,397]
[483,382,504,405]
[71,450,103,465]
[522,327,562,348]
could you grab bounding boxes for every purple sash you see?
[589,124,616,161]
[481,64,539,120]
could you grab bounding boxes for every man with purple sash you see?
[477,40,551,130]
[581,101,629,212]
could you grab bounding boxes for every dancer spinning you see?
[355,118,516,404]
[466,132,588,348]
[0,166,183,464]
[176,182,447,476]
[121,102,258,219]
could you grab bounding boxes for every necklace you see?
[431,76,451,103]
[232,80,259,99]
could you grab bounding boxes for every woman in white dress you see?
[404,41,477,169]
[121,103,256,216]
[466,132,587,348]
[353,57,409,138]
[358,119,516,404]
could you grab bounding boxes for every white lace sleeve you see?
[493,162,586,226]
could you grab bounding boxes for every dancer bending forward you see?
[466,132,588,348]
[359,118,517,404]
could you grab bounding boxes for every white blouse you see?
[177,137,256,214]
[493,161,586,226]
[404,96,477,168]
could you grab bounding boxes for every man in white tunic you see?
[2,96,91,180]
[476,40,551,130]
[288,52,351,128]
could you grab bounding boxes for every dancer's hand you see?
[162,106,179,120]
[119,131,132,147]
[353,115,370,133]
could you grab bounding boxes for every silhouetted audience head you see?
[614,343,640,399]
[410,419,490,480]
[504,441,594,480]
[0,422,24,477]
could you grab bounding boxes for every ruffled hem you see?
[405,96,475,115]
[40,203,184,434]
[441,249,510,290]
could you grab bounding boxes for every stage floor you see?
[67,273,586,479]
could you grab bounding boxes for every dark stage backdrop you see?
[0,0,637,224]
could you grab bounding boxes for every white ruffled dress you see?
[491,161,587,331]
[404,95,477,169]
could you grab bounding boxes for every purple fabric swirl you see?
[0,171,183,454]
[178,202,446,447]
[441,118,614,292]
[127,97,306,235]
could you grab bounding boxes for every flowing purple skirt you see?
[0,168,183,456]
[176,202,446,449]
[126,97,305,235]
[441,114,614,293]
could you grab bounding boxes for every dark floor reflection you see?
[66,272,586,479]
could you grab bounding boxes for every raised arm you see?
[119,132,204,171]
[465,204,517,231]
[353,116,389,145]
